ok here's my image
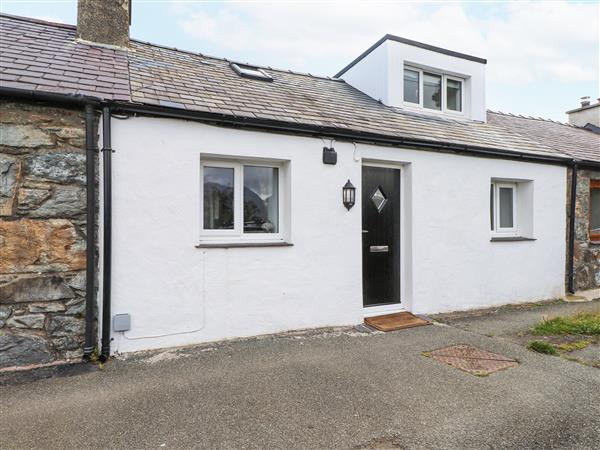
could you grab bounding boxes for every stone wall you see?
[0,99,97,369]
[569,167,600,291]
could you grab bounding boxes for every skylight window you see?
[230,63,273,81]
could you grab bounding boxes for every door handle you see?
[370,245,389,253]
[362,230,369,234]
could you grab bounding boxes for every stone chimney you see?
[77,0,130,48]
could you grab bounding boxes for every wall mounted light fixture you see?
[343,180,356,210]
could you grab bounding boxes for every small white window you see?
[403,66,463,114]
[490,182,517,234]
[200,159,285,242]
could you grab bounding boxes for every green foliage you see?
[527,340,558,355]
[555,340,591,352]
[531,313,600,336]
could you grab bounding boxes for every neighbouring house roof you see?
[487,112,600,164]
[0,14,129,101]
[565,102,600,114]
[1,14,598,165]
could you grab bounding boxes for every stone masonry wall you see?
[568,167,600,291]
[0,99,97,369]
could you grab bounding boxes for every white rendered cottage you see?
[105,42,567,354]
[4,2,595,363]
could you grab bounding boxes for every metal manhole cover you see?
[424,344,518,376]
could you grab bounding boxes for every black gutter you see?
[334,34,487,78]
[0,86,579,167]
[99,106,113,362]
[567,162,578,294]
[110,101,572,167]
[0,86,101,106]
[83,104,96,360]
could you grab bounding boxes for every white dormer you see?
[335,35,487,122]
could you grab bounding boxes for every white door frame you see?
[361,160,410,316]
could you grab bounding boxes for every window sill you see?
[195,241,293,249]
[490,236,536,242]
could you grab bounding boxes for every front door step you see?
[364,312,431,332]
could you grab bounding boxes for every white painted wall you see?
[107,116,566,353]
[342,40,390,104]
[340,38,487,122]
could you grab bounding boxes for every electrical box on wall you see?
[322,147,337,165]
[113,313,131,332]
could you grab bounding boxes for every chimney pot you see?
[77,0,130,47]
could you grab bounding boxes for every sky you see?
[1,0,598,121]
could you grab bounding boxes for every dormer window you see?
[403,66,463,114]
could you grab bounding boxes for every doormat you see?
[424,344,518,376]
[364,312,431,332]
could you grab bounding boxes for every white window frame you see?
[403,65,465,116]
[403,67,422,106]
[200,159,285,243]
[444,74,464,115]
[492,181,518,235]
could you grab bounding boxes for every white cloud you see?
[172,0,598,86]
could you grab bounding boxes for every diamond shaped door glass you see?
[371,187,387,213]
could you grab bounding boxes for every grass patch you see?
[531,313,600,336]
[555,340,591,352]
[527,340,558,355]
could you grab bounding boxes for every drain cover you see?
[425,344,518,376]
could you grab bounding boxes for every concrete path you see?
[1,305,599,449]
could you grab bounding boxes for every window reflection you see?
[243,166,278,233]
[203,167,234,229]
[423,73,441,110]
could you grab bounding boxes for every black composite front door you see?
[362,166,401,307]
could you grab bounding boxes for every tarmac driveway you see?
[1,304,599,449]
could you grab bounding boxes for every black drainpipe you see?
[100,106,113,362]
[567,161,578,294]
[83,104,96,360]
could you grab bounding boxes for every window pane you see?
[244,166,278,233]
[203,167,234,229]
[591,188,600,234]
[499,187,514,228]
[447,79,462,111]
[403,69,420,104]
[423,73,441,110]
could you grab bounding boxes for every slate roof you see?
[0,15,129,100]
[488,112,600,164]
[1,13,598,164]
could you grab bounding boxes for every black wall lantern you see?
[342,180,356,210]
